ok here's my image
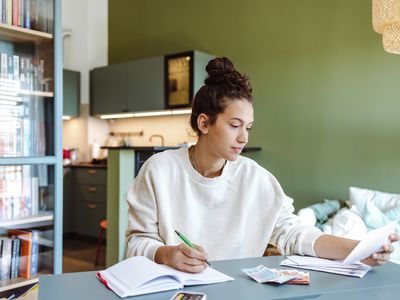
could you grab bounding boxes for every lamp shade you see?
[372,0,400,33]
[372,0,400,54]
[382,22,400,54]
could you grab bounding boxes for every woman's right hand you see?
[154,243,209,273]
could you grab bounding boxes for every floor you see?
[62,237,106,273]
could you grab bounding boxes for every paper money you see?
[242,265,297,284]
[271,269,310,285]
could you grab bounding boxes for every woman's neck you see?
[190,141,226,178]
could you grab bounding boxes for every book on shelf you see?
[6,0,12,25]
[19,0,24,28]
[0,229,41,281]
[0,0,52,33]
[1,52,7,78]
[37,0,46,32]
[0,238,12,280]
[24,0,30,29]
[10,238,20,279]
[12,0,19,26]
[1,0,5,24]
[0,165,40,219]
[0,52,46,92]
[97,256,234,298]
[30,230,39,275]
[7,229,32,279]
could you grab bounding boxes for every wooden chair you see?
[94,220,107,266]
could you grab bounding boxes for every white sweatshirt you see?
[126,147,323,261]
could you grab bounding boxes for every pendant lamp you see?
[372,0,400,54]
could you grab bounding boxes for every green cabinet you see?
[90,51,214,117]
[127,56,164,112]
[63,69,80,117]
[63,167,107,238]
[90,63,128,115]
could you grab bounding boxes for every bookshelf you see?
[0,0,62,296]
[0,23,53,43]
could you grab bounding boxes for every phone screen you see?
[170,291,206,300]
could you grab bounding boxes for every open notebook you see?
[97,256,234,298]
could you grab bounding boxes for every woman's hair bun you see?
[205,57,238,85]
[190,56,253,135]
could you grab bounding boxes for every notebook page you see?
[103,256,180,291]
[160,264,234,286]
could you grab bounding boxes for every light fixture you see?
[99,109,192,120]
[100,113,135,119]
[62,116,72,120]
[372,0,400,54]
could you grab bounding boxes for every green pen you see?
[175,230,211,267]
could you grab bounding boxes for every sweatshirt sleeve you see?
[125,162,164,261]
[269,195,324,257]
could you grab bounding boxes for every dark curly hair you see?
[190,57,253,136]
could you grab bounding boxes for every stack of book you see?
[0,229,39,281]
[0,72,48,157]
[0,52,46,92]
[0,0,53,33]
[0,166,40,220]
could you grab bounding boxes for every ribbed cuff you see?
[300,227,324,257]
[146,243,164,262]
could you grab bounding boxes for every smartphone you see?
[169,291,207,300]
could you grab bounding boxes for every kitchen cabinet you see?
[90,50,215,116]
[63,69,80,117]
[90,57,162,116]
[90,63,128,115]
[63,166,107,238]
[127,56,164,112]
[165,50,215,109]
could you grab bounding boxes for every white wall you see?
[108,115,197,147]
[62,0,109,161]
[62,0,108,103]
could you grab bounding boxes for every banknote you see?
[271,269,310,285]
[242,265,297,284]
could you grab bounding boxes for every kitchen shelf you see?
[0,272,49,292]
[0,23,52,43]
[0,212,54,228]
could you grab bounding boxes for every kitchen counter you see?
[101,146,262,152]
[64,163,107,168]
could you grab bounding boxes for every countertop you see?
[64,163,107,168]
[101,146,262,152]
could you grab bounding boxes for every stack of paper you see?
[281,221,398,278]
[280,256,371,278]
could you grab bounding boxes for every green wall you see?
[109,0,400,209]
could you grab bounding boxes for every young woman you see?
[126,57,398,273]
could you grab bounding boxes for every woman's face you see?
[205,99,254,161]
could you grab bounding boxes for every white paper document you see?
[342,221,397,265]
[281,221,398,278]
[280,256,371,278]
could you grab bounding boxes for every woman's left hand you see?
[362,233,399,266]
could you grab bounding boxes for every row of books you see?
[0,52,46,91]
[0,0,53,34]
[0,78,48,156]
[0,166,43,220]
[0,229,39,281]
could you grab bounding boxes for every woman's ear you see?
[197,113,210,135]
